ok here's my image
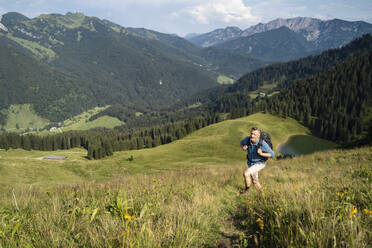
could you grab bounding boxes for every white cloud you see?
[175,0,258,25]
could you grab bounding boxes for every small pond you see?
[278,135,338,157]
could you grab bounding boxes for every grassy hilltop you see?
[0,113,371,247]
[0,113,309,189]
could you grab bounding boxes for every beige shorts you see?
[247,163,266,179]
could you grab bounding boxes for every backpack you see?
[247,131,273,161]
[258,131,273,150]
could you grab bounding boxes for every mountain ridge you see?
[0,12,221,122]
[187,17,372,61]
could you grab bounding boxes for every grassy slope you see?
[62,116,124,131]
[2,104,49,132]
[217,75,234,84]
[0,113,370,247]
[0,113,308,189]
[1,105,124,134]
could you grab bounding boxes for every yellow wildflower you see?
[261,192,266,198]
[349,207,357,219]
[363,209,372,214]
[337,192,344,198]
[256,217,264,229]
[245,200,252,204]
[124,213,132,221]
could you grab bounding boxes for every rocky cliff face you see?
[0,16,8,32]
[187,26,242,47]
[242,17,372,49]
[242,17,323,41]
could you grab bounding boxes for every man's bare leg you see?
[252,177,261,191]
[243,168,252,191]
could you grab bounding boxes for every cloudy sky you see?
[1,0,371,36]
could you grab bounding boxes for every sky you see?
[1,0,371,37]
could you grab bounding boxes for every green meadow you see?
[0,105,124,135]
[0,113,371,247]
[217,75,235,84]
[61,116,124,131]
[1,104,49,133]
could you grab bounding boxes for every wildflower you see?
[363,209,372,215]
[261,192,266,198]
[126,228,130,234]
[256,217,264,229]
[124,213,132,221]
[245,200,252,204]
[349,207,357,219]
[337,192,344,198]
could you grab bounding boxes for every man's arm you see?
[240,136,249,151]
[257,141,274,158]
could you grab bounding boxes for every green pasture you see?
[0,113,311,190]
[62,116,124,131]
[0,104,124,135]
[248,82,279,99]
[0,113,371,247]
[6,34,56,60]
[59,105,124,131]
[217,75,235,84]
[1,104,49,133]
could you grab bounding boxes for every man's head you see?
[250,127,261,144]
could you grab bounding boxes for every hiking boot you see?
[241,187,250,195]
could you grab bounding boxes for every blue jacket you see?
[240,136,275,165]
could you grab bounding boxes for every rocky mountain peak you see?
[187,26,242,47]
[242,17,322,39]
[0,15,9,32]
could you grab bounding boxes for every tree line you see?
[0,113,220,159]
[225,51,372,144]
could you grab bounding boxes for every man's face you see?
[250,130,260,144]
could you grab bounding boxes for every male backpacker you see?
[240,127,274,193]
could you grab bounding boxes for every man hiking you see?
[240,127,274,193]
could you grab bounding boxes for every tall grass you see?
[0,167,242,247]
[0,114,370,247]
[1,146,371,247]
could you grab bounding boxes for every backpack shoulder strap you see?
[257,137,264,149]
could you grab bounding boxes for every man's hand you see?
[242,145,248,151]
[257,148,263,156]
[257,148,271,158]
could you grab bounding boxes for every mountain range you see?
[0,12,268,122]
[1,12,371,130]
[187,17,372,61]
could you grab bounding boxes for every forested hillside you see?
[0,12,218,122]
[201,35,372,144]
[256,51,372,143]
[0,12,271,124]
[194,35,372,111]
[125,27,267,78]
[0,38,95,121]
